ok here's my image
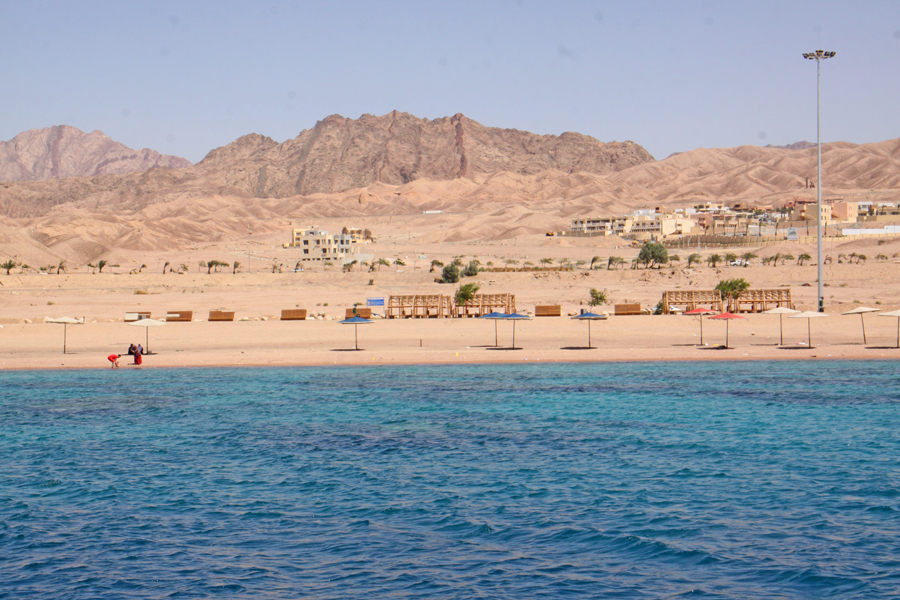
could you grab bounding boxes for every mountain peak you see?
[0,125,191,182]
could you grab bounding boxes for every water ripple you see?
[1,361,899,598]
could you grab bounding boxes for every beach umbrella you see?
[763,307,801,346]
[877,309,900,349]
[46,316,83,354]
[569,312,607,349]
[707,312,745,349]
[127,318,167,354]
[501,313,532,350]
[340,315,373,350]
[841,306,881,345]
[683,307,717,346]
[789,311,829,348]
[479,311,507,347]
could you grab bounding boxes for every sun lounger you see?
[165,311,193,322]
[280,309,308,320]
[125,311,151,322]
[346,307,372,319]
[614,303,642,316]
[208,311,235,322]
[535,305,562,317]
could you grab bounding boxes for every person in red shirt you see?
[132,352,142,366]
[108,354,120,369]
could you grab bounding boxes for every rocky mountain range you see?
[0,112,897,264]
[195,112,655,196]
[0,125,191,183]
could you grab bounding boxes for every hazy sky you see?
[2,1,897,163]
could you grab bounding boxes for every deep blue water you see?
[1,361,900,599]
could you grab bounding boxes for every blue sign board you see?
[367,297,385,307]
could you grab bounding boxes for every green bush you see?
[442,263,460,283]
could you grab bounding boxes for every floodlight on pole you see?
[802,49,835,312]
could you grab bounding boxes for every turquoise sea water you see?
[1,361,899,598]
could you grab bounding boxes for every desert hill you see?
[0,125,191,183]
[0,112,898,265]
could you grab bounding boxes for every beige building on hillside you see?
[289,226,356,262]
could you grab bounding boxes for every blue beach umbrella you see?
[569,312,608,349]
[501,313,532,350]
[339,316,373,350]
[479,311,507,347]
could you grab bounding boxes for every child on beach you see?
[108,354,120,368]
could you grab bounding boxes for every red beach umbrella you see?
[707,312,746,349]
[684,307,717,346]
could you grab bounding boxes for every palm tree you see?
[857,254,867,264]
[876,254,888,262]
[707,254,722,268]
[430,259,443,273]
[838,253,848,264]
[669,254,681,267]
[725,252,737,266]
[741,252,757,266]
[56,260,67,274]
[504,258,518,271]
[770,252,782,268]
[824,255,833,265]
[687,253,701,268]
[163,261,171,274]
[541,257,555,269]
[232,260,241,274]
[376,258,390,271]
[1,259,16,275]
[589,256,602,270]
[393,258,406,270]
[797,253,812,265]
[205,260,218,274]
[98,259,108,273]
[179,264,189,273]
[138,263,147,273]
[781,253,795,266]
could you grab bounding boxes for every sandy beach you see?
[2,232,899,370]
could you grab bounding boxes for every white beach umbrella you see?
[788,311,829,348]
[763,307,801,346]
[46,316,83,354]
[877,309,900,349]
[841,306,881,345]
[127,318,167,354]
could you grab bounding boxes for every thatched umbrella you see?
[479,311,507,347]
[877,309,900,349]
[127,318,167,354]
[841,306,881,345]
[339,315,373,350]
[569,312,607,349]
[789,311,829,348]
[763,306,801,345]
[707,312,745,349]
[46,316,83,354]
[683,307,717,345]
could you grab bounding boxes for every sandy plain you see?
[2,228,899,371]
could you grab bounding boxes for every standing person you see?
[127,344,136,356]
[132,352,142,366]
[136,343,144,356]
[108,354,120,369]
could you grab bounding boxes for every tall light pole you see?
[803,49,836,312]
